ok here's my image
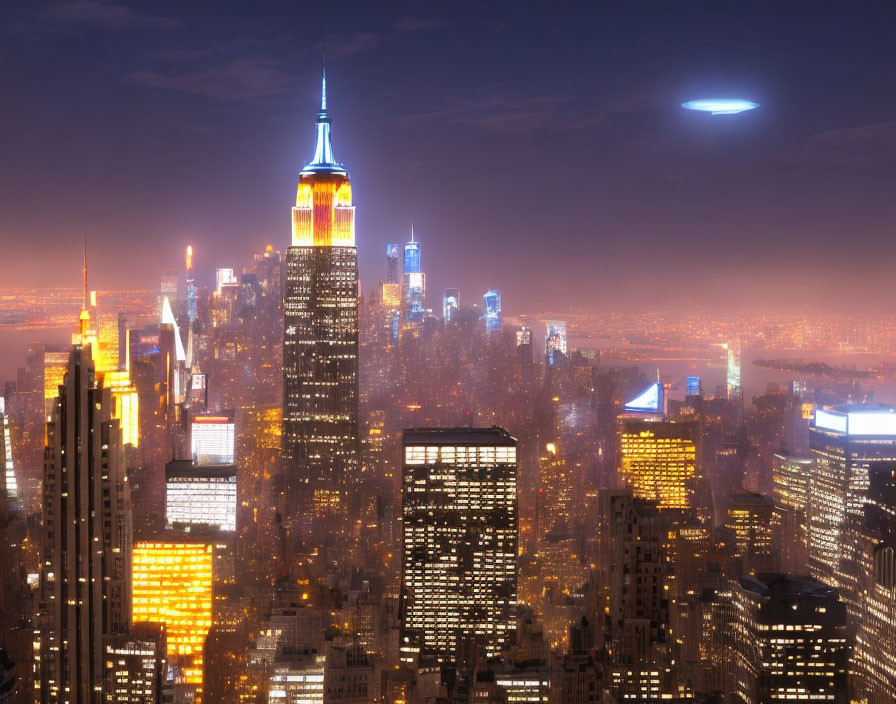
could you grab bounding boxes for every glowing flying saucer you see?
[682,99,758,115]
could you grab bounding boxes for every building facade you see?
[36,344,132,703]
[729,574,849,704]
[400,427,518,665]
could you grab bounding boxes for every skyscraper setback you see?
[282,70,360,522]
[35,344,132,703]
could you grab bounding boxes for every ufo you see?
[682,99,758,115]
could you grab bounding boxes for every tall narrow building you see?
[36,342,132,703]
[283,70,359,521]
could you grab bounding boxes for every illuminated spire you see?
[321,61,327,112]
[302,61,345,175]
[79,234,90,340]
[82,233,88,309]
[410,222,415,243]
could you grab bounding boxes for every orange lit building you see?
[618,418,698,511]
[132,541,213,691]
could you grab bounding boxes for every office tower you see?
[269,656,325,703]
[618,416,698,511]
[403,228,425,322]
[0,400,17,508]
[132,541,213,692]
[685,376,701,397]
[191,412,235,464]
[43,351,69,408]
[724,491,778,575]
[283,69,360,520]
[730,574,849,704]
[386,243,399,284]
[102,623,166,704]
[808,404,895,583]
[166,459,237,531]
[400,427,518,665]
[772,453,812,572]
[544,320,567,365]
[483,289,502,332]
[443,288,459,323]
[215,268,238,294]
[36,344,132,704]
[516,327,531,348]
[602,490,690,701]
[825,447,896,702]
[324,645,375,704]
[159,269,179,316]
[537,442,570,541]
[186,244,197,325]
[724,340,741,399]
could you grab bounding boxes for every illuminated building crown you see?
[302,67,346,175]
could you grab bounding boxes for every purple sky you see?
[3,1,896,313]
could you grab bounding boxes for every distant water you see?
[0,327,72,384]
[572,339,896,405]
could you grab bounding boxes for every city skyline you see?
[4,2,896,312]
[6,5,896,704]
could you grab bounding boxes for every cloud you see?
[328,32,380,58]
[42,1,181,30]
[127,57,292,102]
[394,17,445,33]
[798,121,896,167]
[392,87,661,134]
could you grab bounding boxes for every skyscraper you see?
[618,415,698,511]
[186,244,197,325]
[36,344,132,703]
[483,289,501,332]
[400,427,518,665]
[0,399,18,510]
[724,340,741,399]
[730,574,849,704]
[403,228,425,322]
[386,243,399,284]
[724,491,778,576]
[808,404,895,582]
[544,320,567,365]
[443,288,459,323]
[283,69,360,520]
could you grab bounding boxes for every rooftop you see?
[403,426,517,446]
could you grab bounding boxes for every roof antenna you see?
[321,29,327,113]
[83,227,88,309]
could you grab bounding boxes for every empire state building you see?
[283,70,359,522]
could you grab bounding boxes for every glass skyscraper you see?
[283,70,360,520]
[483,289,501,332]
[403,230,424,322]
[545,320,567,364]
[443,288,459,322]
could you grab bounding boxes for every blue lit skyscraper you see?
[403,227,425,322]
[443,288,459,323]
[483,289,501,332]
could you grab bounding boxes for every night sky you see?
[3,1,896,313]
